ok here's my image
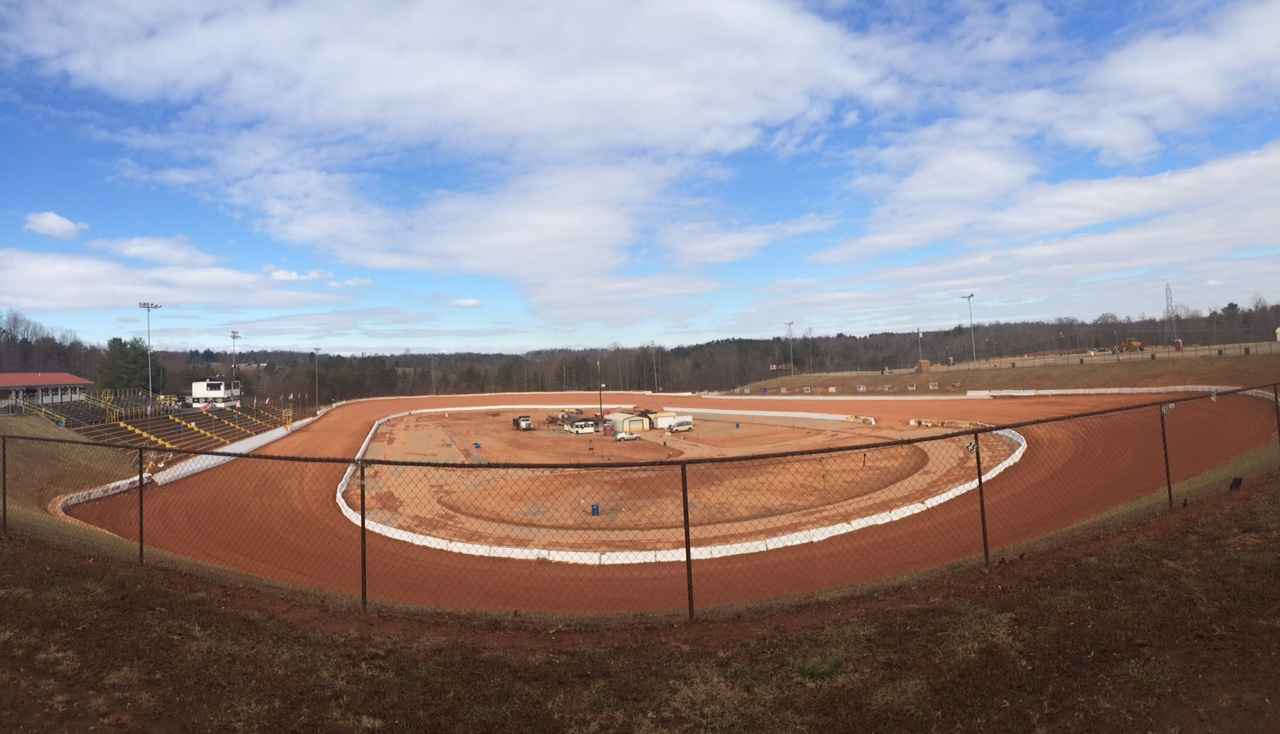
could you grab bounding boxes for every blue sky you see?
[2,0,1278,356]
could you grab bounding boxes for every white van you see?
[669,419,693,433]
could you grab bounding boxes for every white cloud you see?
[3,1,1279,349]
[264,266,333,282]
[23,211,87,239]
[449,298,480,308]
[327,277,373,289]
[86,235,216,266]
[3,1,889,160]
[0,249,342,311]
[660,214,833,266]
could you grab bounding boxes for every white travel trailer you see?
[189,378,242,408]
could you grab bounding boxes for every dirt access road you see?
[67,390,1278,613]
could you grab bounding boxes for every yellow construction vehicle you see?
[1114,337,1144,353]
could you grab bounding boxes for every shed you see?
[606,412,650,433]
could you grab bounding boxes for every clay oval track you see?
[66,391,1278,613]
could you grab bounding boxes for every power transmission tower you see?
[1163,283,1178,345]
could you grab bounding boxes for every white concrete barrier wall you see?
[342,406,1028,564]
[55,422,303,513]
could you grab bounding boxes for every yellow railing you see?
[167,415,231,446]
[18,400,82,428]
[210,411,256,437]
[230,407,281,430]
[119,422,177,450]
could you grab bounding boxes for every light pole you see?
[313,348,320,413]
[785,322,795,377]
[651,342,660,392]
[139,302,161,394]
[917,329,923,363]
[961,294,977,369]
[598,356,604,425]
[430,357,437,395]
[230,330,240,378]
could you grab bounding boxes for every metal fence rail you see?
[3,383,1278,618]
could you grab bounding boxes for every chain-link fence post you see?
[1159,404,1174,509]
[137,446,146,565]
[681,462,695,621]
[360,460,368,613]
[973,432,990,568]
[2,436,7,534]
[1273,384,1280,460]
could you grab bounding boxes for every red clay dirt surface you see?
[66,390,1278,614]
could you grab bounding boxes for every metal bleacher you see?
[63,403,283,454]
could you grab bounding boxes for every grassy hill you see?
[750,352,1280,394]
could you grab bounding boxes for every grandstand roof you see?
[0,372,94,389]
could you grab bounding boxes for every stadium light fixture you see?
[139,302,161,395]
[230,330,240,377]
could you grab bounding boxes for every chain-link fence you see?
[3,384,1278,617]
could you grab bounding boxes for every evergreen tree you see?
[96,337,153,390]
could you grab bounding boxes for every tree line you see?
[3,298,1277,400]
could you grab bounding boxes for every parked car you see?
[615,431,640,441]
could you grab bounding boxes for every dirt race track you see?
[67,390,1279,614]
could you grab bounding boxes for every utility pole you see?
[917,328,923,363]
[961,294,977,369]
[139,302,161,394]
[230,330,240,378]
[313,348,320,413]
[430,357,437,395]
